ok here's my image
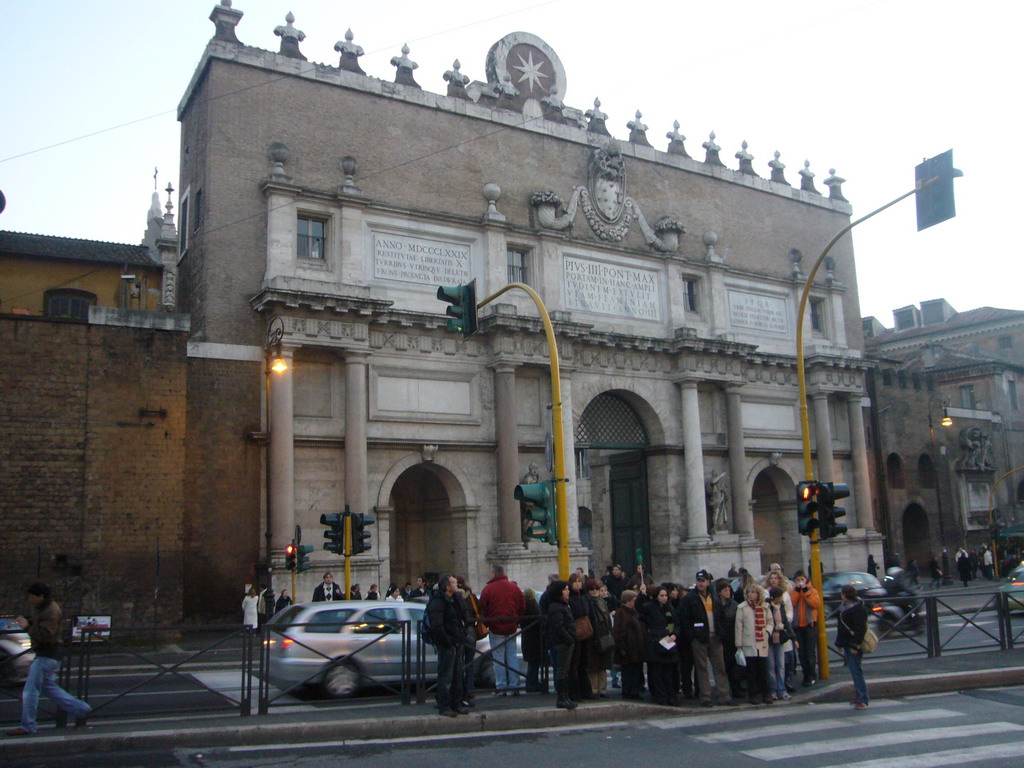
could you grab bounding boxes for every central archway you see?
[751,465,801,576]
[901,503,931,570]
[388,464,455,586]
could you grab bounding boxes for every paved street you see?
[9,686,1022,768]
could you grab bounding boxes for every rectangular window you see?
[683,278,699,313]
[192,189,203,233]
[809,298,824,333]
[959,384,976,409]
[1009,380,1019,411]
[506,248,528,285]
[178,193,190,254]
[999,335,1013,350]
[895,308,916,331]
[297,216,326,260]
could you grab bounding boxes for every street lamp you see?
[264,319,288,585]
[928,395,953,583]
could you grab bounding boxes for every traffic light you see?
[296,544,314,572]
[819,482,850,540]
[915,149,962,231]
[285,542,297,571]
[351,512,375,555]
[796,481,821,537]
[436,280,478,339]
[321,512,346,556]
[515,480,557,545]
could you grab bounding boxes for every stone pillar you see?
[344,351,371,516]
[560,368,581,544]
[680,379,709,541]
[724,385,752,535]
[269,346,296,551]
[492,363,521,543]
[812,392,835,481]
[846,393,871,529]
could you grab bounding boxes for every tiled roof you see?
[879,344,1023,374]
[0,230,160,267]
[866,306,1024,347]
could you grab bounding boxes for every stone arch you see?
[572,381,667,446]
[887,453,905,488]
[901,502,931,569]
[749,462,800,576]
[376,452,476,510]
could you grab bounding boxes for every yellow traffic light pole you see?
[988,465,1024,578]
[477,283,570,580]
[344,511,352,600]
[797,185,923,681]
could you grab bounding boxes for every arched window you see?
[44,289,96,321]
[575,393,648,448]
[917,454,936,488]
[887,453,905,489]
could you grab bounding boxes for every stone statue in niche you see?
[706,471,730,534]
[956,427,996,471]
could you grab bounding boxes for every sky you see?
[0,0,1017,325]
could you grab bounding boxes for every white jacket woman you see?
[735,586,775,657]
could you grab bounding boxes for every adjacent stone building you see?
[171,2,882,608]
[864,301,1024,571]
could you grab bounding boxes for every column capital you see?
[843,391,867,402]
[342,348,372,363]
[489,360,519,374]
[810,390,830,401]
[723,382,745,396]
[674,376,700,389]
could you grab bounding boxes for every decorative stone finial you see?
[628,110,652,147]
[768,150,790,185]
[799,160,820,194]
[339,155,361,195]
[789,248,803,279]
[824,256,837,286]
[494,72,520,101]
[335,29,365,74]
[541,87,567,123]
[482,182,506,222]
[443,59,471,100]
[703,230,722,263]
[585,98,610,136]
[703,131,724,167]
[736,140,758,176]
[824,168,847,201]
[666,120,690,158]
[274,12,307,60]
[210,0,243,44]
[267,141,291,182]
[391,43,420,88]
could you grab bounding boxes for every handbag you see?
[474,621,489,640]
[860,628,878,654]
[574,615,594,641]
[598,633,615,652]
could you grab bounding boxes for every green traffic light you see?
[515,480,557,545]
[436,280,478,339]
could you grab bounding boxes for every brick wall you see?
[0,316,187,625]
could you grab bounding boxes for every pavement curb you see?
[805,665,1024,703]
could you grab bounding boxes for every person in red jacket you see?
[789,570,822,686]
[478,564,526,694]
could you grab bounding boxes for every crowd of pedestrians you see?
[419,561,870,717]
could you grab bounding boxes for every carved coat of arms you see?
[589,147,626,222]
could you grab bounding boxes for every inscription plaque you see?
[563,255,660,320]
[373,232,472,285]
[728,290,789,335]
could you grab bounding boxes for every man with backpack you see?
[425,574,469,717]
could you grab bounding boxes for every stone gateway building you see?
[174,4,881,611]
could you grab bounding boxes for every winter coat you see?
[735,599,775,658]
[588,595,615,671]
[26,599,63,658]
[642,599,679,662]
[612,603,646,664]
[678,588,716,645]
[478,574,526,635]
[425,590,465,649]
[521,593,543,663]
[836,599,868,650]
[546,599,577,648]
[768,600,796,646]
[242,595,259,628]
[714,596,738,649]
[790,584,822,627]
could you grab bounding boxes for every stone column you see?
[344,350,371,516]
[680,379,709,541]
[560,367,581,544]
[270,346,296,551]
[492,363,521,543]
[724,385,752,535]
[846,393,871,529]
[812,392,835,482]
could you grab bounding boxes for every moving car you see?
[999,563,1024,611]
[820,572,888,601]
[266,600,498,698]
[0,617,35,684]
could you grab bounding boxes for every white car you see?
[0,617,35,684]
[266,600,498,698]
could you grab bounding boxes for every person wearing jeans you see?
[7,583,91,737]
[478,565,525,694]
[836,583,870,709]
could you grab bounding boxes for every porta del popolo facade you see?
[174,5,882,608]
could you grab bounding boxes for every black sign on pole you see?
[915,149,962,231]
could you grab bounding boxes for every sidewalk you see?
[4,646,1023,759]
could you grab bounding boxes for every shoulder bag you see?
[575,615,594,641]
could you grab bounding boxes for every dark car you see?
[820,571,887,601]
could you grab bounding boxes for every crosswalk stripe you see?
[694,708,958,743]
[742,722,1022,761]
[648,699,902,730]
[823,740,1024,768]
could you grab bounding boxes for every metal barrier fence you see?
[3,593,1021,729]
